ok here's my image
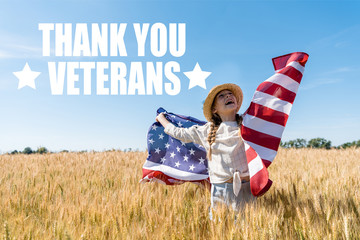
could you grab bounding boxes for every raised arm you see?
[156,112,208,146]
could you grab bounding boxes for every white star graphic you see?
[189,164,195,171]
[183,155,189,162]
[183,62,211,90]
[13,62,41,90]
[178,122,183,127]
[199,157,205,164]
[151,125,158,131]
[181,142,186,146]
[158,133,164,139]
[148,139,154,144]
[160,157,166,163]
[189,148,195,155]
[155,148,161,154]
[170,152,176,158]
[176,146,181,152]
[175,161,181,168]
[165,143,170,149]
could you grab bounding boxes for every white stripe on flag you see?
[142,160,209,181]
[288,61,305,74]
[252,91,293,115]
[245,140,278,162]
[274,61,305,74]
[244,142,250,151]
[243,114,285,138]
[264,73,300,93]
[248,154,264,178]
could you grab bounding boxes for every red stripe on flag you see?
[250,166,272,196]
[245,102,289,127]
[242,126,281,151]
[252,177,273,196]
[245,146,258,163]
[262,159,272,168]
[278,66,303,84]
[142,169,209,186]
[272,52,309,70]
[142,169,176,185]
[256,81,296,104]
[246,145,272,169]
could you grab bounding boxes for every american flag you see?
[141,108,210,185]
[141,52,309,196]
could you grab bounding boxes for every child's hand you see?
[156,113,170,128]
[156,112,165,122]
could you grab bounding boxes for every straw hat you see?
[203,83,243,122]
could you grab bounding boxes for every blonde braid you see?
[207,113,221,160]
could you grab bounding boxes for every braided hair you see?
[206,112,243,160]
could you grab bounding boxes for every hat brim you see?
[203,83,243,122]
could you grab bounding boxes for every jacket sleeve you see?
[164,122,209,146]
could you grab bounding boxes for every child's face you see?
[212,89,238,117]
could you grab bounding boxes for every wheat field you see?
[0,148,359,239]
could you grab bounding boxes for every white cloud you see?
[0,49,14,58]
[300,78,343,90]
[311,24,360,49]
[322,67,352,75]
[0,30,44,59]
[0,43,43,59]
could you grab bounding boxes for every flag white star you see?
[155,148,161,154]
[178,122,183,127]
[151,125,158,131]
[189,148,195,155]
[183,155,189,162]
[199,157,205,164]
[165,143,170,149]
[181,142,186,146]
[13,62,41,90]
[160,157,166,163]
[148,139,154,144]
[176,146,181,152]
[170,152,176,158]
[189,164,195,171]
[183,62,211,90]
[158,133,164,139]
[175,161,181,168]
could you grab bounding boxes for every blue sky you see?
[0,0,359,152]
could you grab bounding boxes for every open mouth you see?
[225,100,235,105]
